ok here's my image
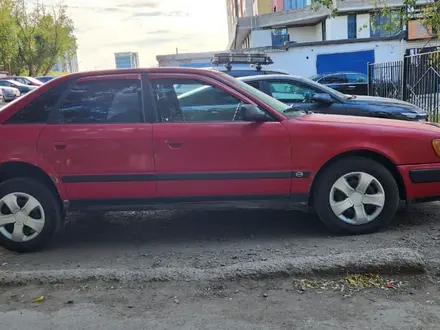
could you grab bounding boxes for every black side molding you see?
[68,193,309,211]
[409,169,440,184]
[62,171,311,183]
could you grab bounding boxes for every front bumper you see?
[398,163,440,203]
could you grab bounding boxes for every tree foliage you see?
[0,0,77,76]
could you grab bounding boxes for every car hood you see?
[297,113,440,133]
[347,95,426,114]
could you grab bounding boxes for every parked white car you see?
[0,86,20,102]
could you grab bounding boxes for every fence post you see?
[401,55,408,101]
[367,62,372,96]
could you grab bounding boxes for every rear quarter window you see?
[5,81,70,124]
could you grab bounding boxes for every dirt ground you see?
[1,275,440,329]
[1,202,440,273]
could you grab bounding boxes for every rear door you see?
[346,73,368,95]
[37,73,156,203]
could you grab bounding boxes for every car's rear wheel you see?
[314,157,399,234]
[0,178,62,252]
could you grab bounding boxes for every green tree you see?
[0,0,18,73]
[14,1,77,76]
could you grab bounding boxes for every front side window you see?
[57,78,143,124]
[268,81,320,103]
[151,78,243,122]
[347,73,368,83]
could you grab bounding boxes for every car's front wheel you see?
[314,157,399,234]
[0,178,63,252]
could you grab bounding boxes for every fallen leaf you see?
[32,296,44,303]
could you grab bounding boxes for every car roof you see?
[238,74,305,82]
[42,67,233,84]
[318,72,366,76]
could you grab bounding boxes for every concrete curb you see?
[0,248,425,285]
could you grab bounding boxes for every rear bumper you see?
[398,163,440,203]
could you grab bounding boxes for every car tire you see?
[313,157,399,234]
[0,178,63,252]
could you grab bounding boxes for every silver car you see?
[0,86,20,102]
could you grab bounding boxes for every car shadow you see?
[55,209,327,247]
[52,202,440,248]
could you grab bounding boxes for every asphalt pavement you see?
[1,203,440,273]
[1,276,440,330]
[1,203,440,329]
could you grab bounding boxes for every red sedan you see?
[0,67,439,252]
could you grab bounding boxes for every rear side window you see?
[56,78,143,124]
[319,75,348,84]
[245,81,260,89]
[6,81,69,124]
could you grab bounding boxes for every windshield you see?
[25,76,43,85]
[216,71,291,113]
[0,80,27,87]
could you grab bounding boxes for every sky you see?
[36,0,229,71]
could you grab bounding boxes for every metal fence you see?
[368,51,440,122]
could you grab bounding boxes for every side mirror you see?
[312,93,333,104]
[240,104,269,122]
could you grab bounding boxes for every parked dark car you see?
[0,76,43,87]
[310,72,368,95]
[0,80,37,95]
[238,74,427,121]
[36,76,56,83]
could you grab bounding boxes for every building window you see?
[271,28,289,46]
[370,12,402,37]
[347,15,357,39]
[284,0,307,10]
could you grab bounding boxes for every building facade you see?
[228,0,435,49]
[114,52,140,69]
[53,51,79,73]
[158,0,437,77]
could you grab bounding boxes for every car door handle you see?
[347,85,356,89]
[166,141,182,149]
[53,143,67,150]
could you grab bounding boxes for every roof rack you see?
[211,53,274,72]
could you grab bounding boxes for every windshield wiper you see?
[283,106,309,114]
[283,106,302,113]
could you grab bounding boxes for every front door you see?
[148,73,293,200]
[37,73,156,202]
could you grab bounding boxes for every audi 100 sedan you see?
[0,67,440,252]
